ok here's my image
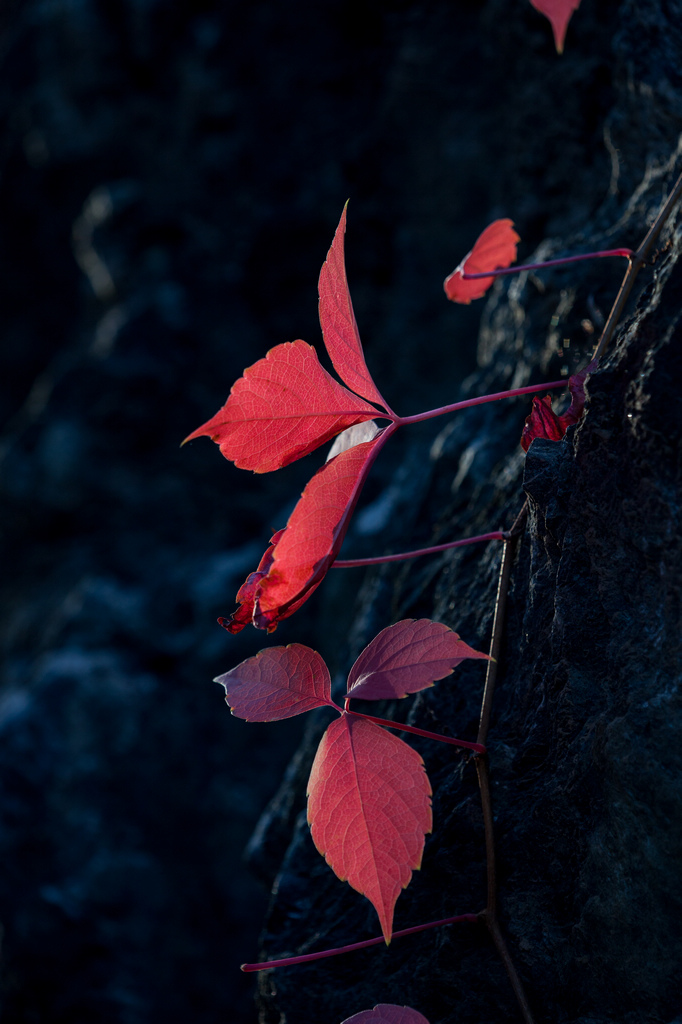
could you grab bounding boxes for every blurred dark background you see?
[0,0,625,1020]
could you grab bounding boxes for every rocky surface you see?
[249,2,682,1022]
[0,0,680,1022]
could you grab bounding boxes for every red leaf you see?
[218,529,285,635]
[520,395,565,452]
[319,205,388,410]
[520,358,597,452]
[346,618,489,701]
[444,219,520,304]
[252,435,385,631]
[215,644,334,721]
[183,339,380,473]
[528,0,581,53]
[307,714,432,942]
[559,356,598,430]
[341,1006,430,1024]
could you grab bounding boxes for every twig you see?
[474,505,536,1024]
[485,914,536,1024]
[477,503,527,748]
[594,168,682,361]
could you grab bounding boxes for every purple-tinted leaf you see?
[346,618,489,701]
[215,645,334,721]
[341,1005,430,1024]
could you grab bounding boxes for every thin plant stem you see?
[345,710,486,754]
[396,380,566,426]
[241,913,479,972]
[462,247,633,280]
[476,758,497,917]
[332,531,506,568]
[486,914,537,1024]
[474,506,536,1024]
[477,507,526,748]
[594,168,682,361]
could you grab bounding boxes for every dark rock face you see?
[248,5,682,1024]
[1,0,680,1022]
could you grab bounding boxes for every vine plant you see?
[185,172,682,1023]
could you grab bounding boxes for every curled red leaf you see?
[520,395,564,452]
[559,356,598,429]
[215,644,334,721]
[444,219,520,304]
[221,433,387,632]
[252,434,386,631]
[529,0,581,53]
[218,529,285,635]
[307,713,432,943]
[346,618,489,701]
[319,204,389,410]
[183,339,380,473]
[341,1006,430,1024]
[520,358,597,452]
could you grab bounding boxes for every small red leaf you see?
[520,359,597,452]
[529,0,581,53]
[319,205,388,410]
[520,395,565,452]
[341,1006,430,1024]
[559,356,598,430]
[184,339,380,473]
[307,714,432,942]
[215,644,334,721]
[253,435,385,630]
[444,219,520,304]
[346,618,489,701]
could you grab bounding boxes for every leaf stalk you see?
[345,710,486,753]
[332,531,506,568]
[461,247,633,281]
[241,912,479,972]
[395,381,566,426]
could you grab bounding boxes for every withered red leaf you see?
[218,529,285,635]
[520,358,597,452]
[520,395,564,452]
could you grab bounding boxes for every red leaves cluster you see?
[186,205,392,632]
[528,0,582,54]
[216,618,487,941]
[444,219,520,304]
[520,358,597,452]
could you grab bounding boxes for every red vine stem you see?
[345,710,486,754]
[241,913,479,971]
[332,530,505,568]
[395,380,565,426]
